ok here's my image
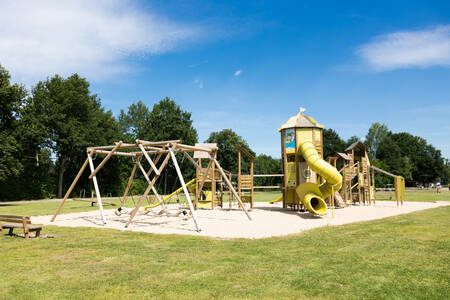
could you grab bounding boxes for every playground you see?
[33,200,448,238]
[2,109,449,299]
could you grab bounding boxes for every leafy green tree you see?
[365,122,389,159]
[323,128,346,158]
[376,134,413,181]
[206,129,254,173]
[119,98,198,194]
[32,74,120,198]
[0,65,27,182]
[146,98,198,144]
[345,135,359,148]
[118,100,151,143]
[254,154,282,187]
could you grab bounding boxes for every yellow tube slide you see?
[269,194,283,204]
[296,141,342,215]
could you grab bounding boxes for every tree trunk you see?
[57,156,65,198]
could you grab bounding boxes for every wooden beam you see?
[136,139,182,146]
[125,150,172,228]
[89,141,122,179]
[119,159,139,208]
[176,144,216,152]
[94,150,136,157]
[138,143,160,176]
[237,145,254,159]
[371,165,397,178]
[88,154,107,225]
[196,160,213,207]
[250,155,254,209]
[146,151,164,177]
[168,146,201,232]
[211,156,253,221]
[137,161,170,212]
[51,157,89,222]
[183,151,211,179]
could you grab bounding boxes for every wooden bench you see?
[0,215,43,239]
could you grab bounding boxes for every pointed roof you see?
[337,152,352,161]
[345,141,367,152]
[194,143,217,158]
[278,108,324,131]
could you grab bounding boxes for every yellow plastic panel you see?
[296,128,313,145]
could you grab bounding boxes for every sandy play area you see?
[33,201,449,239]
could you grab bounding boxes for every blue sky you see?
[1,0,450,158]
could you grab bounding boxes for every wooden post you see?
[119,159,139,208]
[281,130,287,209]
[51,157,89,222]
[88,154,107,225]
[394,176,400,206]
[195,158,201,207]
[137,160,169,211]
[211,156,253,221]
[146,151,163,177]
[228,173,233,209]
[238,150,241,200]
[125,151,172,228]
[197,160,213,206]
[183,151,211,178]
[88,141,122,179]
[168,147,201,232]
[250,156,254,209]
[343,166,347,205]
[138,143,160,176]
[211,153,216,209]
[372,167,375,204]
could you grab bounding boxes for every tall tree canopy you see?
[365,122,389,159]
[377,132,446,185]
[118,100,150,143]
[323,128,346,158]
[206,129,254,173]
[0,65,27,181]
[346,135,360,148]
[31,74,120,197]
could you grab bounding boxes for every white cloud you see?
[234,69,242,76]
[194,78,203,88]
[358,25,450,71]
[0,0,202,83]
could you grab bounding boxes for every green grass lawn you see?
[1,205,449,299]
[375,189,450,202]
[0,190,448,217]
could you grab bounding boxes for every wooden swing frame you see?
[50,140,252,232]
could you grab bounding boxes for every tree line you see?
[0,65,281,201]
[1,65,448,200]
[323,123,450,187]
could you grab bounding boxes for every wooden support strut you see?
[51,157,89,222]
[94,150,137,157]
[138,142,160,176]
[88,153,107,225]
[211,156,253,221]
[196,160,214,206]
[168,146,202,232]
[119,158,140,208]
[137,160,170,212]
[89,141,122,179]
[183,151,212,179]
[125,149,172,228]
